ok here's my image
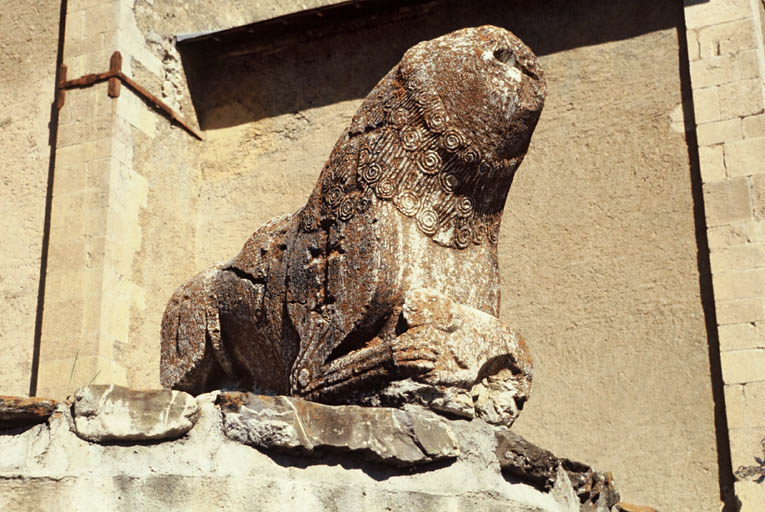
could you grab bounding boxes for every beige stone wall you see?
[0,2,61,396]
[684,0,765,509]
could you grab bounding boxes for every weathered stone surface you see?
[72,385,198,442]
[217,391,459,467]
[735,437,765,482]
[349,288,532,426]
[495,429,619,509]
[0,396,58,429]
[0,390,571,511]
[160,26,544,419]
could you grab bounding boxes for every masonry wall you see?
[684,0,765,507]
[0,2,61,396]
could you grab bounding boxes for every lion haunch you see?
[160,26,545,427]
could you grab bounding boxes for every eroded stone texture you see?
[160,26,545,424]
[217,391,458,467]
[0,390,571,512]
[0,396,58,429]
[496,429,619,509]
[72,384,198,442]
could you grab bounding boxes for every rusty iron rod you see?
[57,51,203,140]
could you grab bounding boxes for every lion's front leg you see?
[298,288,532,427]
[399,288,533,427]
[295,330,439,402]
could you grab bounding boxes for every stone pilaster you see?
[684,0,765,508]
[37,0,160,398]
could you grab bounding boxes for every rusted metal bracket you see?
[57,51,203,140]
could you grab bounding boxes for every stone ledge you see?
[0,387,636,511]
[0,396,58,429]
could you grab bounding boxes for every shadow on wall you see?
[178,0,678,130]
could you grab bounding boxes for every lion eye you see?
[493,48,516,67]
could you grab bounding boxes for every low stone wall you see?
[0,386,625,512]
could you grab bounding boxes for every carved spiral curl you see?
[359,147,373,165]
[455,225,472,249]
[441,128,466,152]
[456,196,473,217]
[473,223,486,245]
[394,190,419,216]
[390,107,409,126]
[400,126,423,152]
[417,150,442,175]
[410,85,435,107]
[439,172,459,193]
[338,196,355,221]
[376,178,397,199]
[424,109,448,133]
[357,194,373,214]
[360,162,384,184]
[461,145,481,164]
[326,186,344,208]
[478,160,493,175]
[321,176,333,194]
[417,207,439,235]
[488,221,501,244]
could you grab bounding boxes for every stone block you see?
[718,322,762,351]
[689,54,739,88]
[495,429,619,506]
[62,10,92,59]
[716,298,764,325]
[65,8,86,42]
[718,79,764,120]
[746,220,765,242]
[724,384,748,428]
[217,392,460,467]
[72,385,199,442]
[728,426,765,476]
[720,348,765,384]
[710,243,765,271]
[743,114,765,138]
[684,0,753,30]
[745,381,765,427]
[697,117,742,146]
[56,117,114,148]
[707,222,749,248]
[703,176,752,226]
[753,174,765,218]
[83,3,117,44]
[736,481,765,512]
[699,145,726,183]
[738,49,761,80]
[115,91,157,138]
[698,19,757,59]
[57,87,97,125]
[712,269,765,301]
[692,86,720,124]
[69,0,116,10]
[0,396,59,429]
[687,29,700,61]
[56,137,113,165]
[35,356,101,399]
[726,137,765,177]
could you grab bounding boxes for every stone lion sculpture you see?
[161,25,546,427]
